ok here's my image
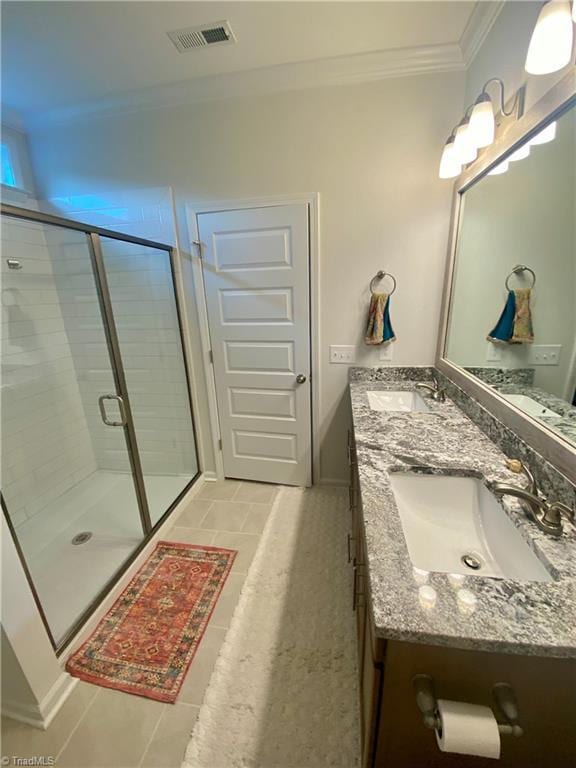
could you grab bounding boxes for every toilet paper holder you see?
[413,675,524,738]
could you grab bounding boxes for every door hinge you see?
[193,240,203,257]
[218,438,222,451]
[208,349,214,364]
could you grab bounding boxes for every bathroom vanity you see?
[348,368,576,767]
[346,68,576,768]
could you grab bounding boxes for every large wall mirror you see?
[439,74,576,478]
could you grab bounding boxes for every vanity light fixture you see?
[438,133,461,179]
[509,143,531,162]
[525,1,574,75]
[453,117,478,164]
[438,79,524,179]
[488,159,510,176]
[529,120,557,145]
[468,92,496,148]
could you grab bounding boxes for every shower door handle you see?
[98,394,127,427]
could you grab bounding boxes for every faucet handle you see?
[551,502,575,526]
[504,458,538,496]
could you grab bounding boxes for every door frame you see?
[186,194,320,486]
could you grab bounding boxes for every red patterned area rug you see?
[66,541,236,703]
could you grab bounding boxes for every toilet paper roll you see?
[435,699,501,759]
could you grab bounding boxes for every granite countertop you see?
[349,367,576,658]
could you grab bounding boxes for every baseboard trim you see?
[1,673,78,730]
[316,477,348,487]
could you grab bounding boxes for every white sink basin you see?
[502,394,562,421]
[367,390,429,413]
[389,473,552,582]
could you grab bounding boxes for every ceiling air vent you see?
[167,21,235,53]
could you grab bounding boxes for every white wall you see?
[26,72,464,482]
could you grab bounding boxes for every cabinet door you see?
[361,605,382,768]
[375,641,576,768]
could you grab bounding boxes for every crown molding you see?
[23,1,505,128]
[460,0,506,66]
[27,42,466,127]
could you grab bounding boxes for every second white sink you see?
[367,390,429,413]
[389,473,552,582]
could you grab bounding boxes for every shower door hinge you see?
[208,349,213,364]
[218,438,222,451]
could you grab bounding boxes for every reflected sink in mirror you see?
[389,473,552,582]
[367,391,429,413]
[502,394,562,422]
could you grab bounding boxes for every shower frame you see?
[1,203,201,654]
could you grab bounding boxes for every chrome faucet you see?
[492,459,575,537]
[415,376,446,403]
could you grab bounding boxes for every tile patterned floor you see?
[1,480,278,768]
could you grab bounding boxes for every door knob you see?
[296,374,307,384]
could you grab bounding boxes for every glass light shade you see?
[468,95,495,149]
[453,120,478,164]
[439,136,461,179]
[509,143,531,162]
[525,1,574,75]
[530,121,557,145]
[488,160,510,176]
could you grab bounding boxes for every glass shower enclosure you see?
[1,204,199,650]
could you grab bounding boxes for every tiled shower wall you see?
[1,217,98,528]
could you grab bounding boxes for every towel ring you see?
[505,265,536,291]
[370,270,397,295]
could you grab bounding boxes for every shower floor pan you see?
[16,470,191,644]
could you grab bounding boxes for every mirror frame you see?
[437,70,576,484]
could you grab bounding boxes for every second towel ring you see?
[505,265,536,291]
[370,270,397,295]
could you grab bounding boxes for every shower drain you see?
[71,531,93,545]
[461,553,482,571]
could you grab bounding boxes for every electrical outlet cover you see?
[486,343,502,363]
[529,345,562,366]
[379,345,394,362]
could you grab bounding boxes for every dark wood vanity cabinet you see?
[348,431,383,768]
[347,432,576,768]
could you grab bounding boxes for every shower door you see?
[1,215,149,647]
[98,237,198,526]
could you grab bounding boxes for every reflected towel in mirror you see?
[488,289,534,344]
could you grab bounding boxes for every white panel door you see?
[198,204,311,486]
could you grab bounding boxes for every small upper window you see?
[1,143,17,187]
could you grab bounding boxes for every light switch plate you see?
[379,344,394,362]
[529,345,561,366]
[329,345,355,364]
